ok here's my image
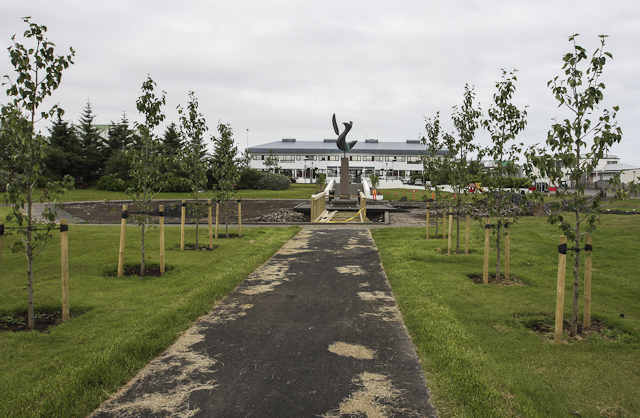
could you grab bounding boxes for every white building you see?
[532,154,640,187]
[247,138,447,182]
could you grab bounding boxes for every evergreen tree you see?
[76,101,107,184]
[107,113,136,154]
[44,114,82,181]
[211,122,241,238]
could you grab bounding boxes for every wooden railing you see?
[310,191,327,222]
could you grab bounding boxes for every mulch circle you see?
[468,273,525,286]
[181,244,219,251]
[522,316,615,342]
[0,311,78,333]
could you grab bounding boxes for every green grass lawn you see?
[372,215,640,417]
[25,183,320,203]
[0,224,300,418]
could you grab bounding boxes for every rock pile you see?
[256,209,309,223]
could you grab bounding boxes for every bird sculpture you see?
[332,113,356,156]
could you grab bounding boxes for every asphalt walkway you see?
[90,228,437,418]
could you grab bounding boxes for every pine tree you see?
[211,122,241,238]
[76,101,107,184]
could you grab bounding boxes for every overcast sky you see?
[2,1,639,165]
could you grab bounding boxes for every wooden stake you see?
[159,205,165,274]
[118,205,128,277]
[505,224,510,280]
[465,214,470,254]
[215,201,220,239]
[0,222,4,272]
[208,200,213,250]
[180,200,186,250]
[426,202,430,240]
[583,234,593,328]
[60,219,69,322]
[555,235,567,343]
[447,206,453,255]
[238,200,242,237]
[442,205,447,239]
[483,218,490,284]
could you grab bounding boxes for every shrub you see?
[257,172,291,190]
[237,168,262,189]
[96,174,129,191]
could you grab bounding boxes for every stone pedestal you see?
[340,157,350,198]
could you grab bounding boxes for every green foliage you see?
[237,168,262,189]
[76,101,107,184]
[426,84,483,252]
[211,122,241,237]
[95,174,130,192]
[525,35,624,337]
[177,92,209,247]
[263,149,281,173]
[257,172,291,190]
[127,76,167,275]
[481,69,528,278]
[1,17,75,329]
[368,173,379,189]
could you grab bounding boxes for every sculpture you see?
[332,113,357,156]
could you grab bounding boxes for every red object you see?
[372,189,377,201]
[549,187,557,192]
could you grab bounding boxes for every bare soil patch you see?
[518,313,635,342]
[0,311,80,333]
[63,199,307,224]
[468,273,525,286]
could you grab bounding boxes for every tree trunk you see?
[140,221,146,276]
[456,210,460,254]
[27,190,34,330]
[571,210,581,337]
[495,224,502,281]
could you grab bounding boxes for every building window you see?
[407,156,421,164]
[278,155,294,162]
[328,155,339,161]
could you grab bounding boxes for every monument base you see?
[332,197,359,209]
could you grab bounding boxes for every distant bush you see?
[96,174,130,191]
[237,168,262,189]
[162,174,191,193]
[257,172,291,190]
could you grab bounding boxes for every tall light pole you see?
[246,129,249,149]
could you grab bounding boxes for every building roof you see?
[248,138,448,156]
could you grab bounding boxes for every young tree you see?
[526,35,623,337]
[128,76,166,276]
[440,85,483,252]
[482,70,528,280]
[211,122,241,238]
[264,149,281,173]
[1,17,74,329]
[177,92,208,248]
[76,101,107,184]
[422,113,452,239]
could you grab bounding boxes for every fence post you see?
[180,200,186,250]
[465,214,470,254]
[555,235,568,343]
[447,206,453,255]
[208,200,213,250]
[215,201,220,239]
[583,234,593,328]
[505,223,510,280]
[0,222,4,272]
[60,219,69,322]
[442,205,447,240]
[159,205,165,274]
[426,202,430,240]
[238,200,243,237]
[483,218,490,284]
[118,205,128,277]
